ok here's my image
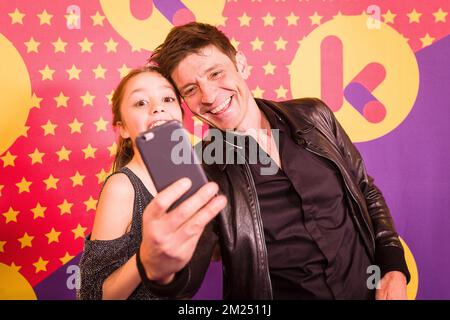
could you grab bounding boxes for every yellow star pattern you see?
[286,12,299,26]
[45,228,61,244]
[70,171,85,187]
[33,257,49,273]
[52,37,67,53]
[16,177,32,194]
[0,185,4,197]
[407,9,422,23]
[108,142,117,157]
[41,120,57,136]
[39,65,55,81]
[78,38,94,53]
[230,37,240,50]
[3,207,19,224]
[43,174,59,190]
[54,92,69,108]
[72,224,87,240]
[192,116,204,126]
[250,37,264,51]
[0,241,6,253]
[58,199,74,215]
[65,10,80,28]
[9,263,21,273]
[238,12,252,27]
[66,64,81,80]
[37,9,53,25]
[82,144,97,159]
[94,117,109,132]
[56,146,71,161]
[106,90,114,105]
[130,43,142,53]
[309,11,323,26]
[18,232,34,249]
[81,91,95,106]
[262,61,276,75]
[1,151,17,167]
[28,148,45,164]
[31,203,46,219]
[30,93,43,109]
[105,38,119,53]
[68,118,83,134]
[60,252,75,265]
[91,11,105,26]
[19,126,30,138]
[274,37,288,51]
[84,196,98,212]
[9,8,25,24]
[118,64,131,78]
[420,33,435,48]
[262,13,275,26]
[96,168,110,184]
[382,10,396,24]
[93,64,107,79]
[252,86,265,98]
[24,37,40,53]
[433,8,448,23]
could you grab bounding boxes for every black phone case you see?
[135,120,208,211]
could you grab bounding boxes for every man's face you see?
[171,45,252,131]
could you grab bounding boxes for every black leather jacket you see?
[148,98,410,300]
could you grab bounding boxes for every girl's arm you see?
[90,173,141,300]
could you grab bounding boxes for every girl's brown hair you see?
[111,65,181,171]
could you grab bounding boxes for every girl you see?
[78,66,211,299]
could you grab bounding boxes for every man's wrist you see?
[135,244,191,298]
[136,245,174,284]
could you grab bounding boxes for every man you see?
[137,22,410,299]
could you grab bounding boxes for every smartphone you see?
[135,120,208,211]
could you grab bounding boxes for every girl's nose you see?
[151,104,165,114]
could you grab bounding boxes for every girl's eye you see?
[135,100,148,107]
[163,96,176,103]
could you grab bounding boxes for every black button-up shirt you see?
[239,105,374,299]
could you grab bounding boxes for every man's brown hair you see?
[150,22,237,81]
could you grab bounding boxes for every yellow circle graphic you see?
[290,15,419,142]
[100,0,226,51]
[0,33,32,154]
[0,263,37,300]
[400,237,419,300]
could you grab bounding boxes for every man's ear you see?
[117,121,130,139]
[235,51,250,80]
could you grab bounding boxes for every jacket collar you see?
[255,98,315,136]
[204,98,315,171]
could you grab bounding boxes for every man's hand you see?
[139,178,227,284]
[375,271,408,300]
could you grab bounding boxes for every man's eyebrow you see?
[179,64,222,91]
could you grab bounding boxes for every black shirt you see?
[239,105,374,299]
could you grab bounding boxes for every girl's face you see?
[118,71,183,142]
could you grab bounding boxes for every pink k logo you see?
[321,36,387,123]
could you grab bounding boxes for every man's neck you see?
[234,97,265,133]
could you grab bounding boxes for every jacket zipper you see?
[241,157,274,300]
[304,143,376,254]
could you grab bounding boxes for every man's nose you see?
[200,83,217,105]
